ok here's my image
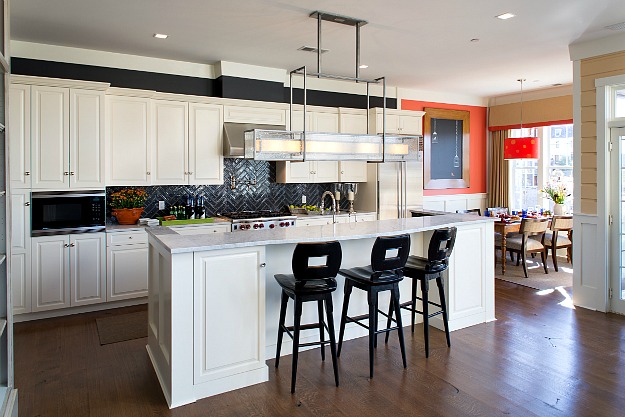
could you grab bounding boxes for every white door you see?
[189,103,223,185]
[8,84,31,188]
[610,127,625,314]
[32,235,70,312]
[11,190,32,314]
[31,86,70,189]
[106,95,151,185]
[70,89,105,188]
[152,100,188,185]
[107,244,149,301]
[71,233,106,306]
[314,161,339,183]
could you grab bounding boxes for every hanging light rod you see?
[309,11,367,27]
[290,67,381,84]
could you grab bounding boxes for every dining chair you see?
[544,215,573,272]
[495,218,549,278]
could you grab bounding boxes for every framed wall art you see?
[423,107,470,189]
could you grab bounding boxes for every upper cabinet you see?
[224,104,286,125]
[106,94,152,186]
[338,108,368,183]
[369,108,425,136]
[30,86,105,190]
[151,99,224,186]
[9,84,31,189]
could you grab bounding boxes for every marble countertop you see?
[147,213,495,254]
[106,218,231,233]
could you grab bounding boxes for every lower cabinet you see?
[296,212,376,227]
[31,233,106,312]
[106,231,149,301]
[171,223,231,235]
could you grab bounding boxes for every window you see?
[509,124,574,212]
[616,87,625,118]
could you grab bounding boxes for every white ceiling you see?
[10,0,625,98]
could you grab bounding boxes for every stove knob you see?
[259,223,265,228]
[284,222,289,227]
[279,222,285,227]
[269,224,275,229]
[246,224,251,230]
[254,224,259,229]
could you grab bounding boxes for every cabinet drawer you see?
[107,231,148,246]
[172,223,231,235]
[223,105,286,125]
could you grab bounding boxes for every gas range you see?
[217,211,297,232]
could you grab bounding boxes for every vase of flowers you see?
[541,181,570,215]
[110,188,148,225]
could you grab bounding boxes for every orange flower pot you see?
[113,208,144,225]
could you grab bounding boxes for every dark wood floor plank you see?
[14,281,625,417]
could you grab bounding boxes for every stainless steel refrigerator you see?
[355,160,424,219]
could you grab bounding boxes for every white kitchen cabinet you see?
[295,212,376,227]
[354,212,377,222]
[11,190,31,315]
[106,95,152,186]
[189,103,223,185]
[369,108,425,135]
[9,84,31,189]
[107,231,148,301]
[151,99,189,185]
[223,105,286,125]
[31,86,105,189]
[290,109,339,133]
[338,109,369,182]
[193,246,266,385]
[32,233,106,312]
[31,85,69,189]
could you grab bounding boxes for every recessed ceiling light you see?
[153,33,168,39]
[496,12,515,20]
[470,38,480,43]
[298,46,329,54]
[359,64,368,69]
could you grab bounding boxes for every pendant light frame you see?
[504,79,540,160]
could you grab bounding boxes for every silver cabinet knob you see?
[64,172,70,176]
[70,243,75,247]
[260,263,266,268]
[64,243,70,248]
[341,171,344,174]
[24,171,30,176]
[70,172,75,176]
[128,236,133,239]
[25,202,30,206]
[188,171,193,175]
[146,172,151,175]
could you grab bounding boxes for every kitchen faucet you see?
[320,191,337,215]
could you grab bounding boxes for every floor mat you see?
[495,254,572,291]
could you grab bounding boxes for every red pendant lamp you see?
[504,79,540,159]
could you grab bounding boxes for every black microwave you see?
[31,190,106,236]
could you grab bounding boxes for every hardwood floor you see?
[14,280,625,417]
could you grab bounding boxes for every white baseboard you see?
[14,298,147,322]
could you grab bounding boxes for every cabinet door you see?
[70,89,105,188]
[289,110,314,132]
[9,84,31,188]
[107,244,148,301]
[31,86,70,189]
[172,224,231,235]
[375,112,399,134]
[71,233,106,306]
[314,112,339,133]
[339,161,368,182]
[224,105,286,125]
[32,236,70,312]
[11,252,31,315]
[284,161,313,183]
[314,161,339,183]
[106,95,151,185]
[399,114,423,135]
[10,190,30,253]
[339,111,368,135]
[189,103,223,185]
[193,247,266,384]
[152,100,188,185]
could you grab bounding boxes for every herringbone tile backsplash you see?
[107,159,347,218]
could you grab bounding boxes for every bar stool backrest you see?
[550,215,573,231]
[427,227,457,265]
[371,234,411,273]
[292,241,342,282]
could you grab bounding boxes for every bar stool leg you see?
[317,300,326,361]
[291,299,303,393]
[373,291,379,349]
[337,282,353,357]
[384,296,393,344]
[368,290,377,378]
[324,293,339,387]
[421,278,430,358]
[411,277,418,333]
[275,290,288,368]
[391,283,407,369]
[436,276,451,348]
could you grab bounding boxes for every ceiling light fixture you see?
[153,33,168,39]
[496,12,515,20]
[504,79,540,160]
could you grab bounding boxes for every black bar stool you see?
[337,234,411,378]
[386,227,457,358]
[274,241,342,393]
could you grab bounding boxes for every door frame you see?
[609,127,625,314]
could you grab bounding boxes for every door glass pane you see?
[616,88,625,118]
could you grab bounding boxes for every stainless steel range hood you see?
[223,122,286,158]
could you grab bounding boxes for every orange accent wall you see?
[401,99,487,196]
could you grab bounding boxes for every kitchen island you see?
[146,214,495,408]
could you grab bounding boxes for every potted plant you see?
[541,181,570,215]
[110,188,148,224]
